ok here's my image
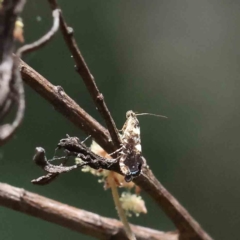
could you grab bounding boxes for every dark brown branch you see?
[0,183,178,240]
[31,145,78,185]
[47,0,121,149]
[135,169,213,240]
[19,59,213,240]
[0,60,25,144]
[0,0,26,145]
[31,172,59,185]
[32,136,120,185]
[33,146,78,173]
[18,58,115,153]
[16,9,60,56]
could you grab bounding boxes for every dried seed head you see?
[83,141,137,189]
[90,140,111,158]
[120,192,147,217]
[80,141,147,215]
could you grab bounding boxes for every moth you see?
[48,112,164,183]
[118,110,167,182]
[118,110,145,182]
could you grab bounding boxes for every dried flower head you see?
[88,141,137,189]
[120,192,147,217]
[78,140,147,216]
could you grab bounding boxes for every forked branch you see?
[19,58,212,240]
[48,0,121,149]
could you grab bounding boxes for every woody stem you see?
[108,172,136,240]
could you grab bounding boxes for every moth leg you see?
[108,146,123,156]
[49,147,69,163]
[48,156,68,162]
[119,154,131,176]
[118,123,127,134]
[103,155,119,169]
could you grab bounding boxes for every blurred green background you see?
[1,0,240,239]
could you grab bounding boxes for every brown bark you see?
[0,182,178,240]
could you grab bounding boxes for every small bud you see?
[90,141,136,189]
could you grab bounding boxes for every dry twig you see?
[16,9,60,56]
[0,1,60,146]
[0,0,26,145]
[47,0,121,149]
[31,137,117,185]
[0,182,178,240]
[18,58,114,152]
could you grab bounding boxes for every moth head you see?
[124,163,142,182]
[126,110,135,119]
[130,161,142,176]
[123,154,143,182]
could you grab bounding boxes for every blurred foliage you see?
[1,1,240,239]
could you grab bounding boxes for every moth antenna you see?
[135,112,168,119]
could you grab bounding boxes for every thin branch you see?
[0,182,178,240]
[12,7,60,142]
[32,146,80,174]
[109,172,136,240]
[0,61,25,144]
[0,1,59,146]
[0,98,13,121]
[18,58,115,153]
[0,0,26,146]
[31,136,120,185]
[32,139,135,239]
[135,168,213,240]
[31,172,59,185]
[47,0,121,149]
[18,59,213,240]
[16,9,60,56]
[0,0,25,62]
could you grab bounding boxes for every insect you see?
[118,110,167,182]
[50,112,165,183]
[118,110,144,182]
